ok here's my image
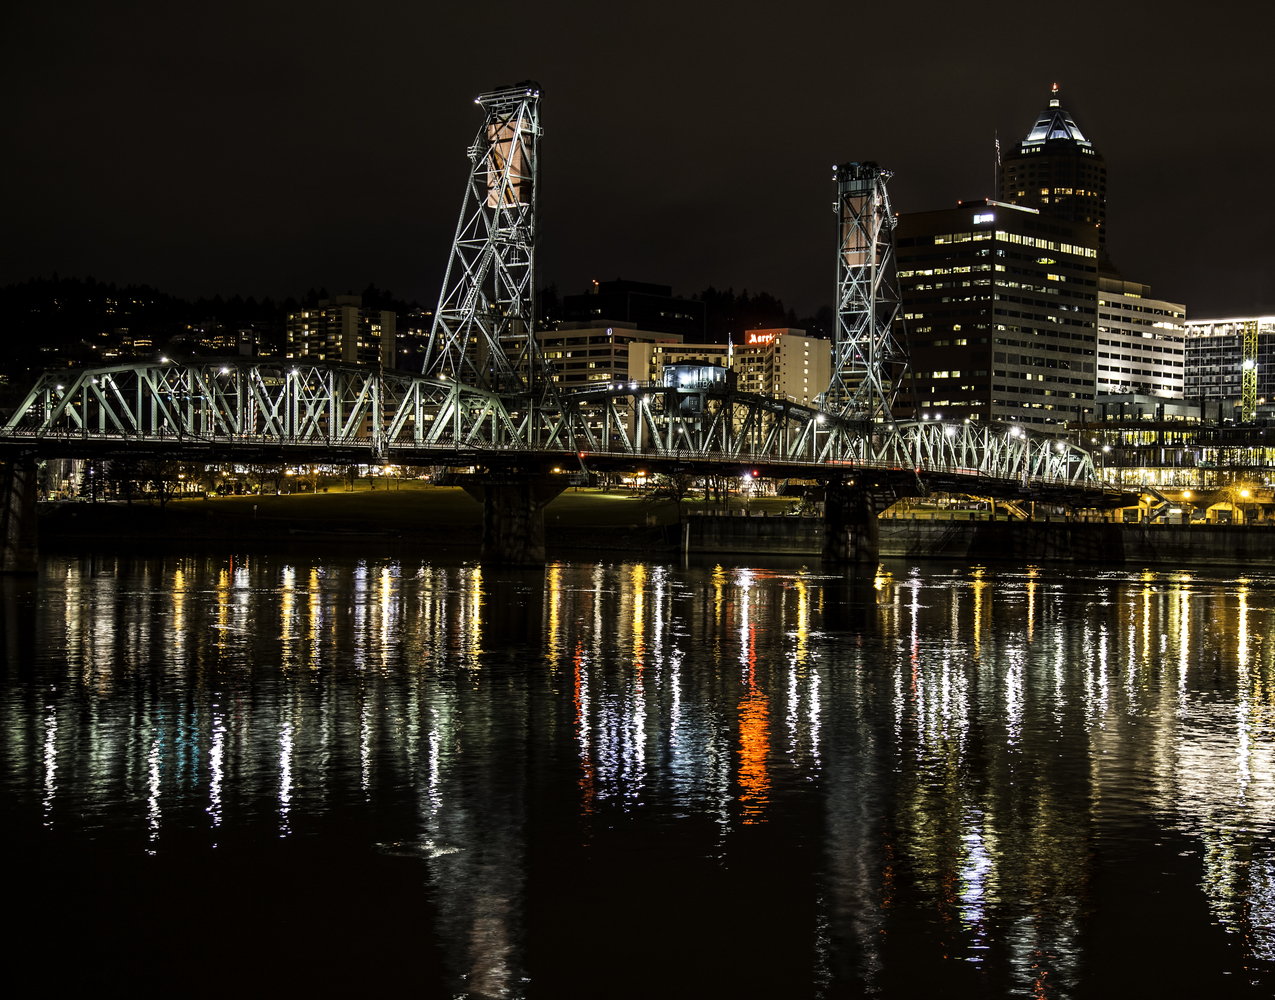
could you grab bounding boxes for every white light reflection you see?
[902,572,920,749]
[957,808,993,961]
[1005,652,1024,748]
[360,694,372,796]
[42,698,57,826]
[787,662,799,757]
[147,730,162,848]
[1093,627,1110,726]
[279,719,294,836]
[1249,855,1275,961]
[352,561,367,670]
[808,667,822,771]
[208,707,225,832]
[574,642,595,814]
[1053,625,1066,729]
[1237,585,1252,804]
[1177,583,1190,717]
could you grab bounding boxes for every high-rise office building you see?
[899,86,1190,423]
[896,199,1100,425]
[998,85,1109,261]
[286,296,397,368]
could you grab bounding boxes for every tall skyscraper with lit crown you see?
[998,84,1109,265]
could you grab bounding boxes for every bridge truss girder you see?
[1,361,1117,503]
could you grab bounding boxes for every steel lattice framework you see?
[1242,319,1259,423]
[827,162,910,422]
[423,82,544,393]
[0,360,1119,503]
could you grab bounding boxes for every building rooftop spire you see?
[1022,84,1091,149]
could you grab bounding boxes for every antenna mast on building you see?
[825,162,909,422]
[424,83,542,393]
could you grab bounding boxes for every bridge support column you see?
[462,479,566,566]
[823,481,880,566]
[0,459,39,574]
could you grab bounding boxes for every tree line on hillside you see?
[0,275,428,388]
[536,283,832,342]
[0,274,832,394]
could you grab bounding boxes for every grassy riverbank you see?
[39,484,801,553]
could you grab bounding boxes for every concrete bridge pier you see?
[0,459,39,574]
[822,480,884,566]
[461,478,567,566]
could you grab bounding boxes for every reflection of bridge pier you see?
[0,459,38,573]
[823,479,915,565]
[824,481,880,565]
[459,471,568,566]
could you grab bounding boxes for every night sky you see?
[3,2,1269,319]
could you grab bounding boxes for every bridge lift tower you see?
[424,82,545,395]
[825,162,910,424]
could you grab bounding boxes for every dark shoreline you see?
[40,501,1275,570]
[36,501,677,559]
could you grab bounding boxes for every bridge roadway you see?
[0,358,1131,566]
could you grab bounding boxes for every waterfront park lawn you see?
[153,482,801,531]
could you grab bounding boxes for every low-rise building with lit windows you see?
[538,321,681,391]
[1184,317,1275,418]
[731,329,830,407]
[1095,279,1186,397]
[626,328,831,407]
[627,341,731,384]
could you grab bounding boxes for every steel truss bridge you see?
[0,358,1124,507]
[0,82,1129,536]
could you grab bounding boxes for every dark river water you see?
[4,551,1275,997]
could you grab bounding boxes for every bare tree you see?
[297,463,321,493]
[139,458,183,509]
[104,458,141,505]
[644,472,695,521]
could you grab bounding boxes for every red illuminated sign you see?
[746,332,775,345]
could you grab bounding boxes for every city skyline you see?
[2,3,1269,322]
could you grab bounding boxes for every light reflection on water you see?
[5,555,1275,995]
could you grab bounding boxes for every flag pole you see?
[994,130,1001,198]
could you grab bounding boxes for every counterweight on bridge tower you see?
[424,83,543,393]
[826,162,910,422]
